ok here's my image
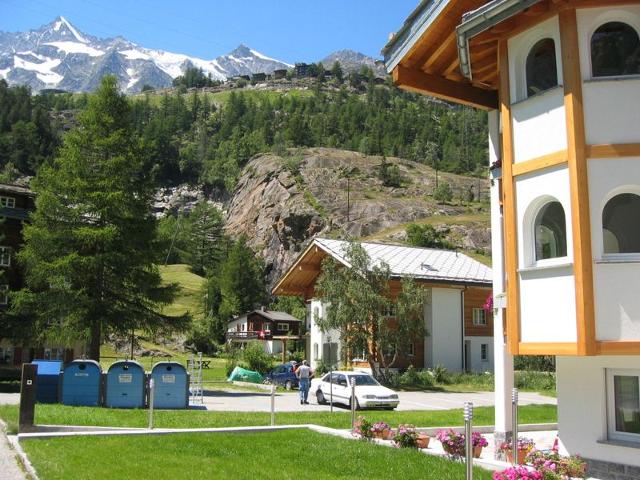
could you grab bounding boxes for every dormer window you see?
[534,201,567,261]
[603,193,640,255]
[526,38,558,97]
[591,22,640,77]
[0,196,15,208]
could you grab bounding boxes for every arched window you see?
[603,193,640,254]
[526,38,558,97]
[534,201,567,260]
[591,22,640,77]
[313,343,319,360]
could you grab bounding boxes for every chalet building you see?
[273,238,493,373]
[0,183,82,378]
[384,0,640,475]
[294,63,310,77]
[273,69,288,80]
[226,308,302,358]
[251,72,267,82]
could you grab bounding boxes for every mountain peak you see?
[229,44,252,57]
[49,16,88,43]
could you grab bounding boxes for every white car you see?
[310,371,399,410]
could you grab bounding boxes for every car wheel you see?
[285,380,293,390]
[316,389,327,405]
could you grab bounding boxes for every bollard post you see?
[464,402,474,480]
[148,378,155,430]
[19,364,38,433]
[270,383,276,426]
[329,368,334,413]
[350,377,357,429]
[512,388,519,464]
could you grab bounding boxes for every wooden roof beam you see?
[393,65,498,111]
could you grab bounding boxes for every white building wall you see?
[431,288,463,372]
[465,336,494,373]
[515,166,577,343]
[578,6,640,146]
[557,356,640,467]
[587,158,640,341]
[308,299,340,370]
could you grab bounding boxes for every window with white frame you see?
[591,22,640,78]
[44,348,65,361]
[0,285,8,305]
[481,344,489,362]
[0,247,10,267]
[526,38,558,97]
[0,196,15,208]
[472,308,487,326]
[534,201,567,261]
[263,322,271,332]
[602,193,640,256]
[606,369,640,442]
[383,302,396,317]
[0,346,14,365]
[277,322,289,332]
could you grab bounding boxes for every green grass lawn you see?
[0,403,556,434]
[158,264,206,320]
[21,429,494,480]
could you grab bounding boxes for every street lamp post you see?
[327,335,333,413]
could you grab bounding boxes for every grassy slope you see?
[158,264,205,320]
[0,403,556,434]
[21,429,494,480]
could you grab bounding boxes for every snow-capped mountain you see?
[0,17,293,93]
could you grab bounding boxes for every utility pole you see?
[347,175,350,223]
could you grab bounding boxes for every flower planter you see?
[506,449,528,465]
[473,445,483,458]
[416,434,430,449]
[373,429,393,440]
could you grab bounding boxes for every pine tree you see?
[184,202,224,276]
[12,76,185,360]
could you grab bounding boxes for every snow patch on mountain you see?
[13,55,63,85]
[44,41,104,57]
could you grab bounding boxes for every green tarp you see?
[227,366,263,384]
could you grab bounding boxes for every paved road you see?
[199,389,555,412]
[0,389,556,413]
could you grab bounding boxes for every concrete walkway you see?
[0,427,27,480]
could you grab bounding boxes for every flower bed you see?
[435,429,489,459]
[493,440,587,480]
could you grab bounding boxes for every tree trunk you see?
[88,319,101,361]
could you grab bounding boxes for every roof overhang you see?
[383,0,556,110]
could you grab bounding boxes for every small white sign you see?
[118,374,133,383]
[162,374,175,383]
[75,372,89,377]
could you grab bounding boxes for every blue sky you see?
[2,0,419,62]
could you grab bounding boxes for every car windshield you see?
[350,375,380,386]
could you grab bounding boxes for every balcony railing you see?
[226,331,272,341]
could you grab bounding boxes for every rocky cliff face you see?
[224,148,491,287]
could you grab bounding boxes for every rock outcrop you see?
[224,148,491,287]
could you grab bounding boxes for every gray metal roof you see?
[230,309,301,324]
[315,238,492,285]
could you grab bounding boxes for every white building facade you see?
[384,1,640,475]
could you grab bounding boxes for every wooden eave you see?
[384,0,618,110]
[271,241,330,298]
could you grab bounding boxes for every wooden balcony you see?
[226,331,272,341]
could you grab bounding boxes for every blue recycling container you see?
[150,362,189,409]
[61,360,102,406]
[105,360,145,409]
[32,360,62,404]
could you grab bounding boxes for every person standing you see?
[296,360,313,405]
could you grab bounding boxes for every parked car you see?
[310,371,399,410]
[265,362,299,390]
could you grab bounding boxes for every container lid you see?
[32,360,63,375]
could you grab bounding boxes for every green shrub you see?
[314,359,332,376]
[242,342,275,374]
[516,371,556,391]
[416,370,435,387]
[399,365,419,386]
[433,182,453,203]
[432,364,451,384]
